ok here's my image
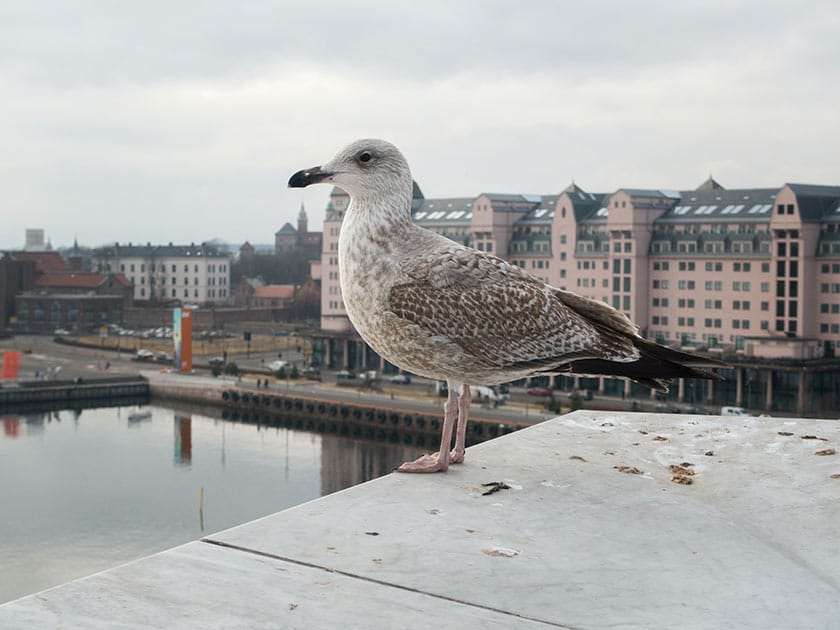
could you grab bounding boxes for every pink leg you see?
[450,383,470,464]
[396,380,461,473]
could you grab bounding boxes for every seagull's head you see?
[288,139,412,200]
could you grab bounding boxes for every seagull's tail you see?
[568,338,727,393]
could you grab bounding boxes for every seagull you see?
[289,139,725,473]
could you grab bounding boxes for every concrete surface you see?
[1,410,838,629]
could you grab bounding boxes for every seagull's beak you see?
[288,166,333,188]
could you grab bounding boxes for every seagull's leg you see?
[449,383,470,464]
[396,379,460,473]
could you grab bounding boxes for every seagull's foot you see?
[396,452,449,473]
[449,448,465,464]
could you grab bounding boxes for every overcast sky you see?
[1,1,837,250]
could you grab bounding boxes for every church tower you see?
[297,202,308,235]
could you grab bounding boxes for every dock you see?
[0,375,149,413]
[2,409,838,628]
[148,372,536,450]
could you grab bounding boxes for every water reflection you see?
[0,404,423,604]
[174,414,192,465]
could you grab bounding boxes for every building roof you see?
[34,272,132,289]
[102,243,228,259]
[787,183,840,222]
[517,195,559,225]
[276,223,297,235]
[10,251,68,272]
[696,176,725,191]
[254,285,295,299]
[655,188,778,224]
[239,277,266,290]
[413,198,474,226]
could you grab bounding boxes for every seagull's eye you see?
[359,151,372,163]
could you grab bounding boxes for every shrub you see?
[211,366,221,378]
[224,361,239,376]
[275,367,287,379]
[290,365,300,379]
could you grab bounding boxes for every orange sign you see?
[1,351,22,380]
[173,308,193,372]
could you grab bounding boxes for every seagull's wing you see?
[388,246,640,372]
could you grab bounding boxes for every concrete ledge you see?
[2,410,838,629]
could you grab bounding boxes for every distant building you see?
[234,276,266,307]
[15,272,132,333]
[251,284,296,308]
[24,229,48,252]
[313,178,840,415]
[0,250,72,331]
[274,203,322,260]
[239,241,256,259]
[94,242,232,306]
[9,251,68,274]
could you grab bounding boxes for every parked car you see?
[208,356,225,367]
[155,351,173,361]
[336,370,356,380]
[390,373,412,384]
[655,402,682,414]
[470,385,504,406]
[527,387,552,397]
[136,349,154,361]
[269,360,289,372]
[302,367,321,381]
[721,406,751,417]
[53,328,70,336]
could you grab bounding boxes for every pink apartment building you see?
[312,179,840,415]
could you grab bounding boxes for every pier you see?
[0,375,149,412]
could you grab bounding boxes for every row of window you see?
[510,241,551,253]
[136,288,227,299]
[512,260,549,269]
[121,263,228,273]
[652,261,767,273]
[652,241,773,254]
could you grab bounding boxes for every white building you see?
[96,242,231,305]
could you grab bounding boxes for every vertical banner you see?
[181,308,192,372]
[173,308,193,373]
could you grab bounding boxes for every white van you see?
[721,406,751,417]
[470,385,502,403]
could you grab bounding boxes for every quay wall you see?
[150,380,529,450]
[0,376,149,410]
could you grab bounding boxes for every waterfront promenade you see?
[1,409,838,628]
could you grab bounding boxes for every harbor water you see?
[0,403,422,603]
